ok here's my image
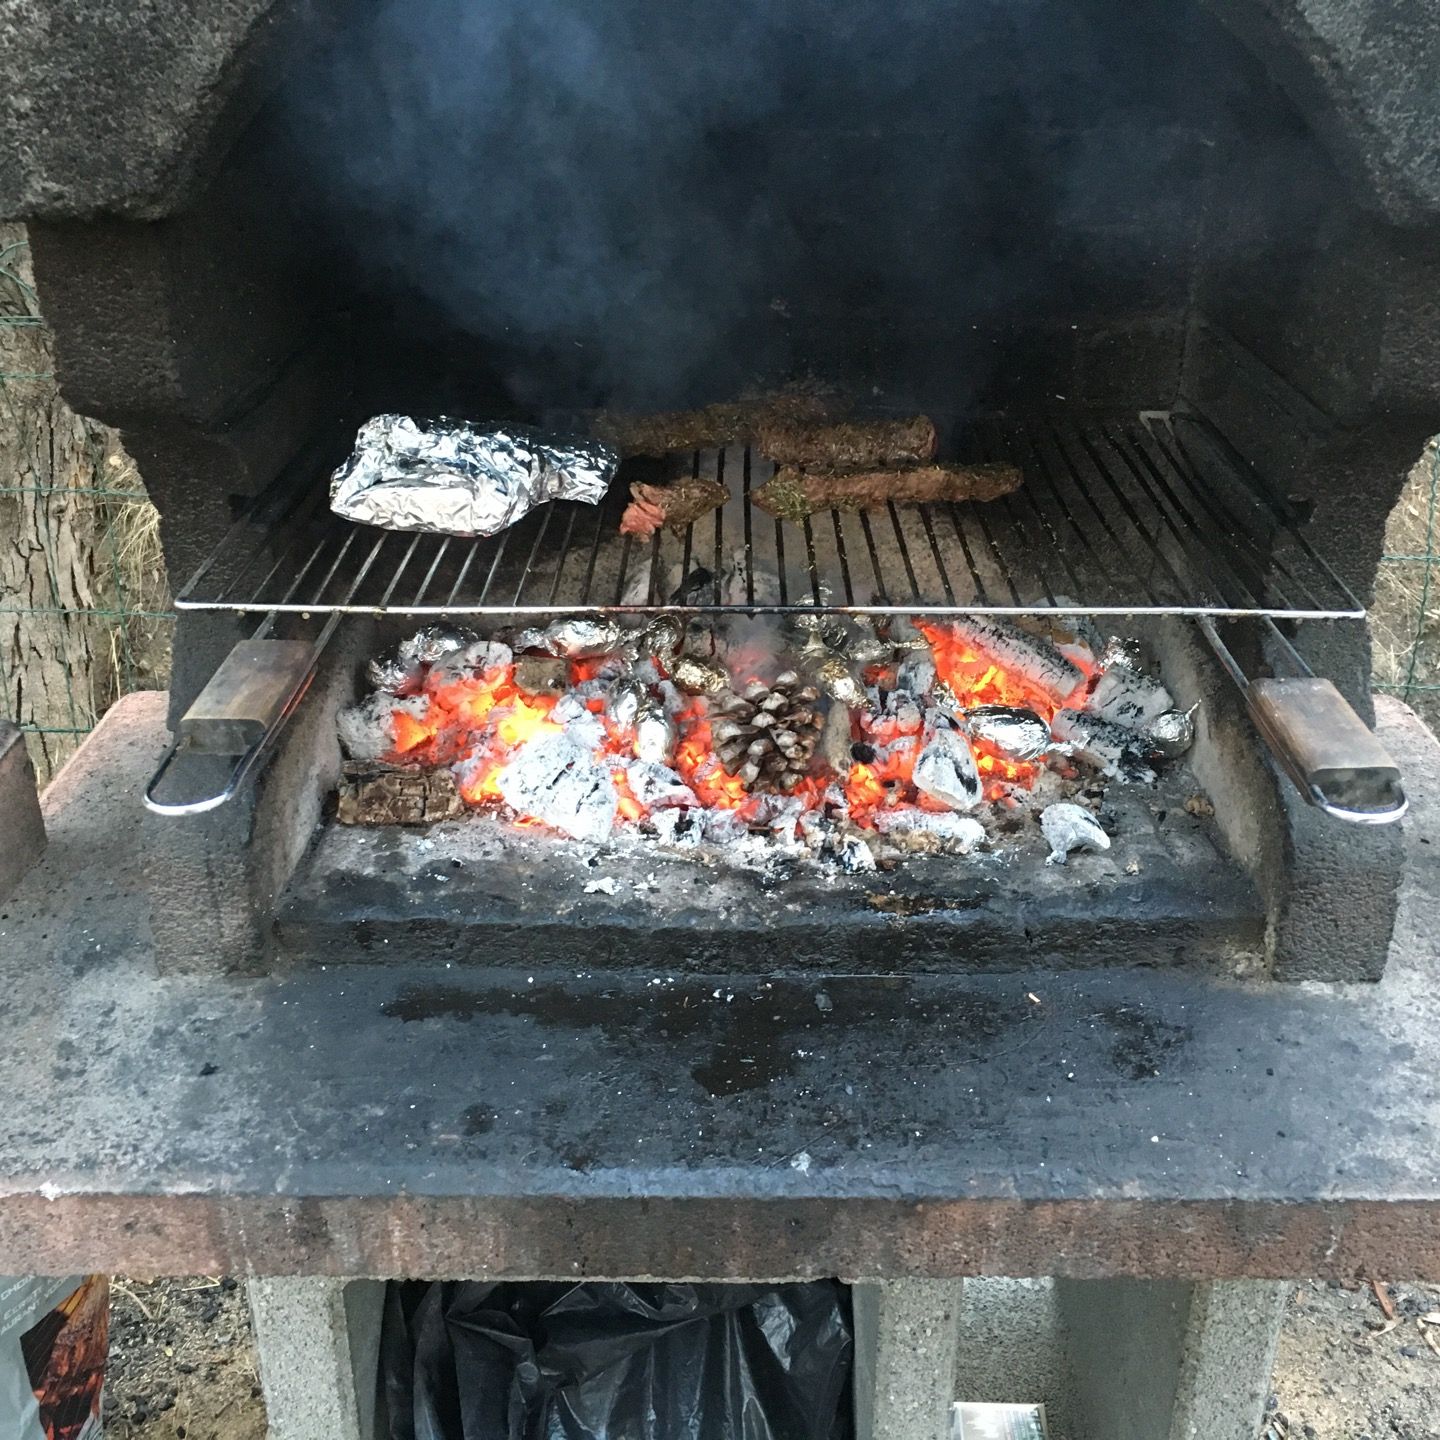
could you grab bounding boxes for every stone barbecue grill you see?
[4,7,1440,1437]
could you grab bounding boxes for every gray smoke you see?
[275,0,1255,414]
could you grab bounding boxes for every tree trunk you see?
[0,223,161,784]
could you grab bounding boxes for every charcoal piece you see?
[912,724,983,812]
[1085,651,1174,731]
[1052,708,1158,783]
[513,655,569,695]
[336,763,464,826]
[619,477,730,537]
[336,693,430,763]
[669,566,719,605]
[752,463,1022,521]
[1041,801,1112,865]
[939,615,1087,706]
[756,414,937,469]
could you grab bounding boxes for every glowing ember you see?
[342,611,1176,855]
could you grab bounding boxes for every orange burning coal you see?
[380,626,1075,836]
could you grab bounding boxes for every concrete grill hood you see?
[2,0,1438,982]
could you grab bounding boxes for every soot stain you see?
[384,979,1023,1100]
[461,1103,496,1136]
[1098,1003,1191,1080]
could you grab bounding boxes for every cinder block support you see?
[852,1279,963,1440]
[249,1277,385,1440]
[1057,1278,1289,1440]
[0,722,44,900]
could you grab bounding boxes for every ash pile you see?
[336,608,1197,872]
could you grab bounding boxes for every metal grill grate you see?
[175,410,1364,620]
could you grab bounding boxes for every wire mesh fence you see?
[0,229,174,784]
[1372,439,1440,733]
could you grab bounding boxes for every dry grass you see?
[93,443,173,711]
[1372,438,1440,732]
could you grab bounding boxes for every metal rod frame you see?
[173,410,1367,621]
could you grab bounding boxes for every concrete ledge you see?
[0,694,1437,1279]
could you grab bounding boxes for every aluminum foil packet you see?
[330,415,618,537]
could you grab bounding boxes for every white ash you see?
[337,693,429,761]
[873,809,987,854]
[624,761,697,810]
[648,806,747,850]
[912,723,983,812]
[1041,801,1112,865]
[895,653,936,698]
[427,639,512,689]
[1084,666,1173,731]
[562,709,607,752]
[495,732,617,843]
[582,876,620,896]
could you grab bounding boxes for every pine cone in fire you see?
[710,671,824,793]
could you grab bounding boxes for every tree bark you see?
[0,223,152,784]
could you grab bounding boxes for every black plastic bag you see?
[381,1279,854,1440]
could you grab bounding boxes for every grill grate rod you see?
[172,409,1367,620]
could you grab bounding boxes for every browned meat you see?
[619,476,730,537]
[756,415,938,470]
[752,463,1023,521]
[593,386,839,457]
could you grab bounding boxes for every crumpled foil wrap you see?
[330,415,617,537]
[366,623,479,692]
[1146,703,1199,758]
[1041,801,1112,865]
[964,704,1051,761]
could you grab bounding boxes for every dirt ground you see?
[103,1275,1440,1438]
[105,1278,263,1440]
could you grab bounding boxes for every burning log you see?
[1084,637,1174,730]
[930,616,1086,709]
[618,475,730,537]
[1040,801,1111,865]
[756,415,937,470]
[336,761,465,826]
[1051,708,1157,783]
[752,462,1023,521]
